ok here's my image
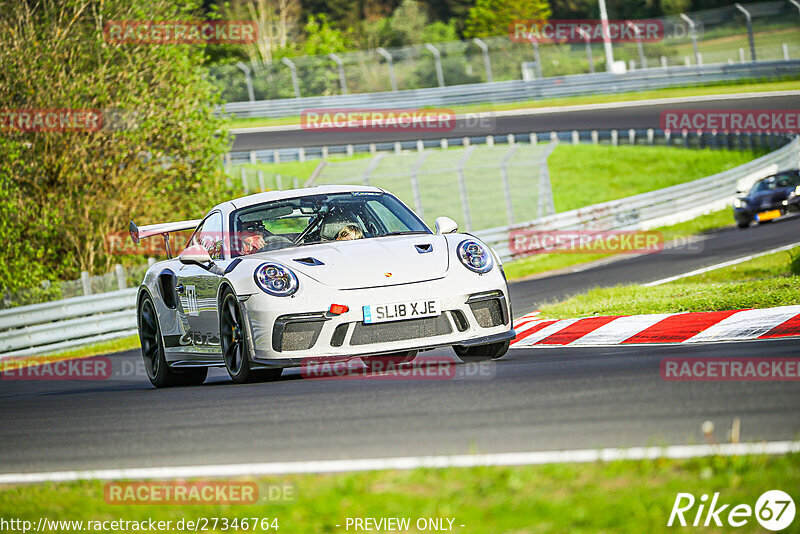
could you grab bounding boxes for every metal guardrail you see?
[0,289,137,359]
[475,135,800,261]
[4,133,797,358]
[222,60,800,119]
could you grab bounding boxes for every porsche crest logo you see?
[384,272,392,277]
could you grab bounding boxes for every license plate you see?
[756,210,781,222]
[363,299,440,324]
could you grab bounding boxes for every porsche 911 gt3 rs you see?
[130,185,514,387]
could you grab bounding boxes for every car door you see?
[176,211,225,357]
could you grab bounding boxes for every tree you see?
[0,0,231,295]
[224,0,301,64]
[464,0,551,38]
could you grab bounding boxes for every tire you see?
[138,294,206,387]
[453,340,510,362]
[219,288,282,384]
[737,221,750,229]
[361,351,417,372]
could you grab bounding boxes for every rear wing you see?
[129,219,202,258]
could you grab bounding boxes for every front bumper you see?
[240,277,513,368]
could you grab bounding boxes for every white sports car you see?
[130,185,514,387]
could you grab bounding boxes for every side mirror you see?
[178,244,212,266]
[435,216,458,234]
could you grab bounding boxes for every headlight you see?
[254,263,298,296]
[457,239,494,274]
[733,198,745,209]
[795,185,800,196]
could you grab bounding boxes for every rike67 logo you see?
[668,490,795,531]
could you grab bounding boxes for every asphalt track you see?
[1,215,799,475]
[230,92,800,151]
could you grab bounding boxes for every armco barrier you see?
[222,60,800,119]
[0,289,137,359]
[3,134,798,358]
[475,135,800,261]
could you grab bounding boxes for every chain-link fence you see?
[211,1,800,103]
[1,262,152,309]
[307,142,557,233]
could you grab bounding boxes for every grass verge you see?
[538,246,800,318]
[1,335,140,372]
[223,78,800,130]
[0,454,797,533]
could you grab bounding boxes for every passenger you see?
[335,224,363,241]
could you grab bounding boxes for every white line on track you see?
[228,90,800,134]
[643,241,800,287]
[1,441,798,484]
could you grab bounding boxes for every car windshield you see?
[230,191,430,256]
[750,172,799,194]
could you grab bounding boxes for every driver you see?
[239,220,271,255]
[336,224,363,241]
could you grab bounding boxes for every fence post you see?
[416,140,424,152]
[329,53,348,94]
[424,43,445,87]
[369,143,376,155]
[456,146,476,231]
[276,174,283,190]
[530,40,543,79]
[293,177,299,189]
[591,130,599,144]
[235,62,255,102]
[499,145,518,226]
[147,258,156,267]
[273,149,281,164]
[249,150,257,165]
[611,129,618,146]
[362,154,385,186]
[410,152,429,219]
[463,137,471,147]
[628,129,636,145]
[241,167,249,194]
[571,130,579,145]
[346,144,354,157]
[472,38,493,82]
[735,4,756,61]
[394,142,401,154]
[376,47,398,92]
[530,133,538,145]
[679,14,701,66]
[115,264,126,291]
[441,138,449,150]
[576,28,594,73]
[280,57,301,98]
[647,128,654,145]
[81,271,92,296]
[258,170,266,191]
[664,130,671,145]
[298,147,306,162]
[783,43,790,61]
[538,141,558,218]
[322,146,329,159]
[487,135,495,147]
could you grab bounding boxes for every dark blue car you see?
[732,170,800,229]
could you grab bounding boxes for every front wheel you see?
[219,288,282,384]
[453,341,509,362]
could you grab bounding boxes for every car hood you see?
[745,188,793,208]
[253,234,450,289]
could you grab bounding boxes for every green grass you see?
[539,246,800,319]
[2,335,140,372]
[1,454,798,532]
[222,78,800,130]
[547,145,758,212]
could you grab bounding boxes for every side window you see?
[367,200,406,233]
[188,212,224,260]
